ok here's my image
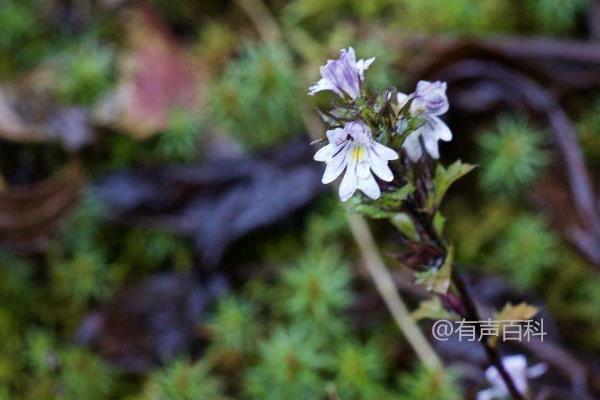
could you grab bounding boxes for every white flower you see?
[313,120,398,201]
[308,47,375,100]
[477,355,548,400]
[397,80,452,161]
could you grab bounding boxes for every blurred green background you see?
[0,0,599,399]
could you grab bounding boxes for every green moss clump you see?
[210,44,303,151]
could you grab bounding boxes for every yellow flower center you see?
[351,145,366,162]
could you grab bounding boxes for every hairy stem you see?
[408,172,525,399]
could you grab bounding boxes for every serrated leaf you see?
[488,302,539,347]
[348,184,414,220]
[391,213,419,241]
[494,302,539,322]
[376,183,415,211]
[427,161,476,211]
[412,297,458,322]
[414,246,453,294]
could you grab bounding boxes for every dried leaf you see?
[0,160,85,252]
[93,140,324,266]
[488,302,539,347]
[94,8,202,138]
[494,302,539,322]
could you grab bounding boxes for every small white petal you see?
[402,131,423,161]
[419,116,452,159]
[357,172,381,200]
[339,163,358,202]
[308,78,339,96]
[476,388,502,400]
[356,159,371,179]
[313,144,333,161]
[527,363,548,379]
[485,355,529,396]
[322,146,348,184]
[370,152,394,182]
[430,115,452,141]
[422,130,441,159]
[371,141,399,161]
[357,57,375,79]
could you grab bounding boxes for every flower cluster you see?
[310,47,453,201]
[308,48,553,400]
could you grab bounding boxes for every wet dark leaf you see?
[76,272,228,373]
[93,139,324,266]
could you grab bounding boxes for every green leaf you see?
[350,203,397,219]
[414,246,453,294]
[412,297,457,322]
[433,212,446,237]
[427,161,475,211]
[380,183,414,206]
[348,184,414,220]
[391,213,419,241]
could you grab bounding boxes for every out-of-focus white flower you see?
[397,80,452,161]
[314,120,398,201]
[308,47,375,100]
[477,354,548,400]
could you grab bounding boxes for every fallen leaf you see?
[0,160,85,252]
[94,7,202,138]
[76,272,228,374]
[92,139,324,266]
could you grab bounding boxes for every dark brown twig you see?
[451,272,525,400]
[403,170,526,400]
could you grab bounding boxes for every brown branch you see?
[451,272,525,400]
[401,35,600,65]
